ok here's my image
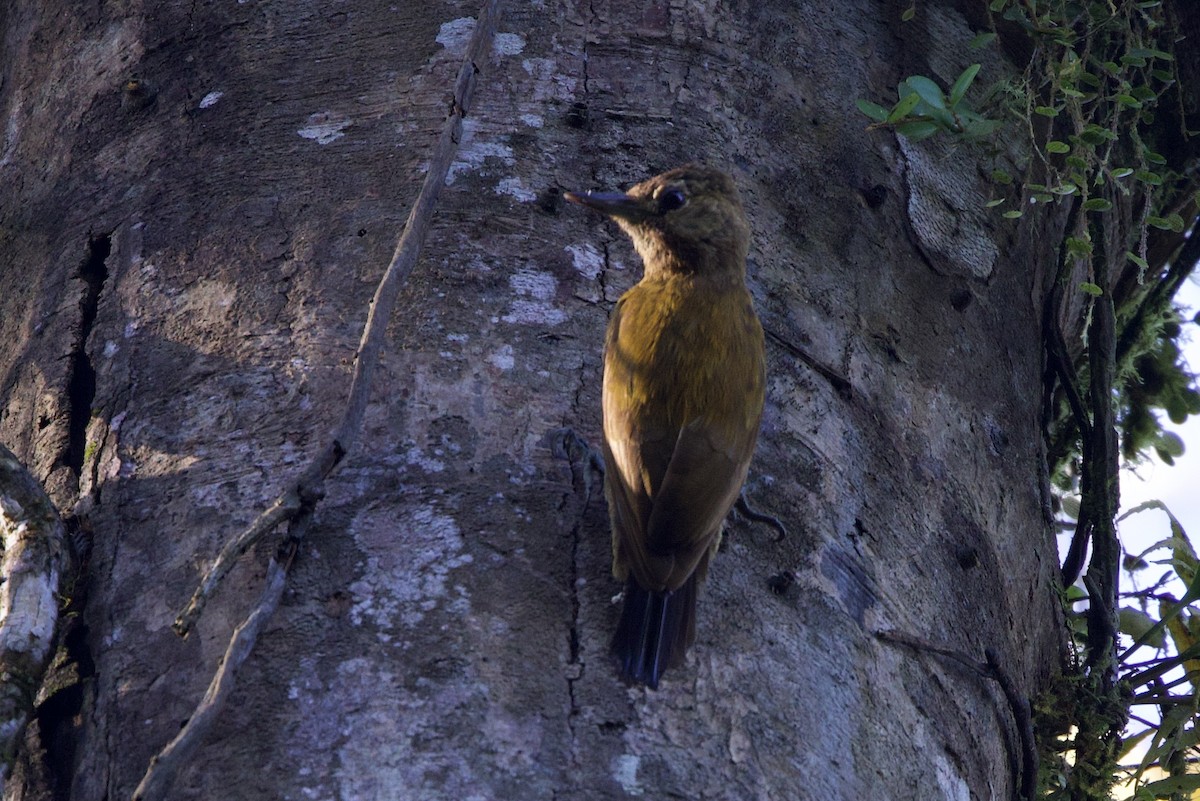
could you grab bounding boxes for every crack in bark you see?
[566,504,582,762]
[550,425,602,772]
[26,232,111,799]
[61,234,110,480]
[598,240,611,305]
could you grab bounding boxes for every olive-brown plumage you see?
[565,165,765,688]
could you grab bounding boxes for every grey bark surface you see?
[0,1,1063,800]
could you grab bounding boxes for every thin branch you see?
[134,3,503,799]
[733,493,788,541]
[1046,197,1096,588]
[1115,218,1200,369]
[133,546,293,801]
[984,647,1037,801]
[876,630,1037,801]
[171,490,304,635]
[173,0,501,638]
[764,328,853,399]
[1044,200,1092,456]
[1081,210,1120,682]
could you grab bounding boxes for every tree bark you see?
[0,1,1078,799]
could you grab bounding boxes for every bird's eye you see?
[657,188,687,213]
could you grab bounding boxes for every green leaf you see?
[901,76,947,109]
[1157,431,1185,458]
[1118,503,1195,592]
[1147,215,1184,231]
[1002,210,1022,219]
[1112,167,1134,179]
[1123,553,1148,573]
[1121,556,1200,658]
[888,92,921,122]
[949,64,981,106]
[1120,607,1164,648]
[1065,236,1091,255]
[857,98,890,122]
[1115,93,1141,108]
[960,118,1001,139]
[991,169,1013,184]
[1080,124,1117,143]
[1127,251,1149,271]
[1034,105,1059,117]
[988,0,1006,10]
[1119,500,1188,538]
[1045,140,1070,154]
[984,198,1006,208]
[1134,170,1163,185]
[1118,727,1155,760]
[1000,5,1024,22]
[968,32,996,49]
[1145,150,1167,164]
[1167,397,1191,425]
[1082,198,1113,211]
[1140,775,1200,796]
[901,4,915,21]
[895,120,940,141]
[1129,46,1174,62]
[1079,282,1103,296]
[921,105,957,130]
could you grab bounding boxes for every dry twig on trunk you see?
[133,3,503,798]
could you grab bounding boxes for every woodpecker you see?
[565,164,765,688]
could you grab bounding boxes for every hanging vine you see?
[1002,2,1200,799]
[861,1,1200,798]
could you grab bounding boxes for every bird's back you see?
[603,273,765,592]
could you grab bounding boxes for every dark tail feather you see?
[611,574,699,689]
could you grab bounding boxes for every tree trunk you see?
[1,1,1071,799]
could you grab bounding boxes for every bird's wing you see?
[603,285,764,593]
[602,394,673,579]
[644,417,753,588]
[602,294,676,590]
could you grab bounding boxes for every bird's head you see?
[565,164,750,280]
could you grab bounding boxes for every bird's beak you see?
[564,190,650,223]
